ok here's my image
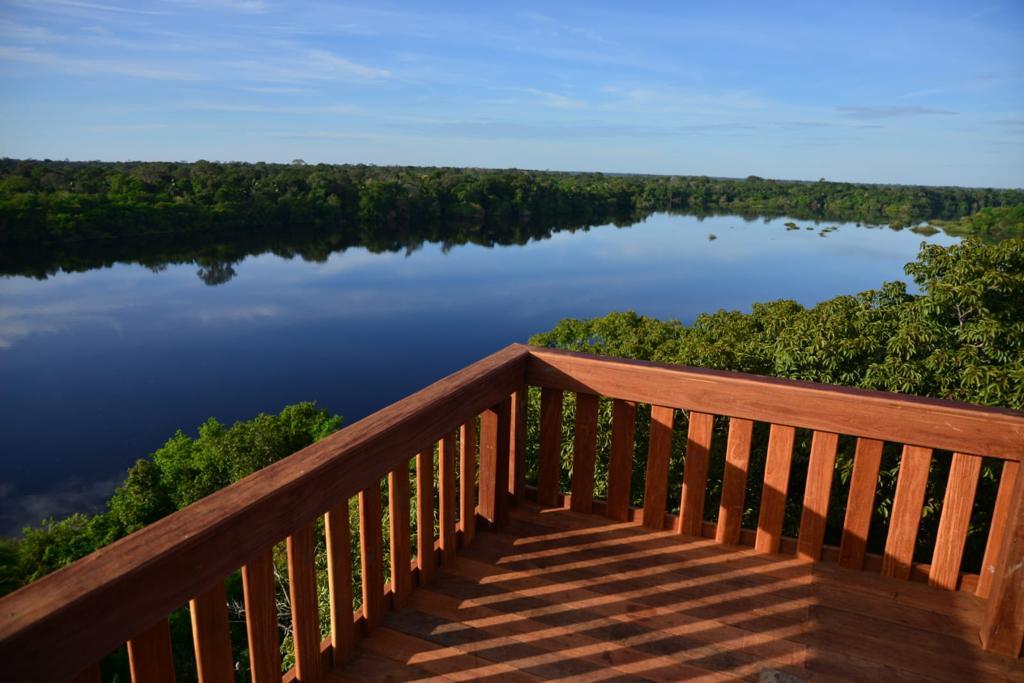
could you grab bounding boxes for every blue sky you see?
[0,1,1021,187]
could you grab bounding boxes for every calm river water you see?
[0,213,957,534]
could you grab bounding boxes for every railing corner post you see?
[479,396,512,529]
[980,462,1024,658]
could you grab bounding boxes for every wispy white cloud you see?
[837,106,959,119]
[601,85,774,117]
[8,0,169,16]
[521,11,610,45]
[0,19,58,43]
[238,85,308,94]
[175,101,358,114]
[218,49,391,84]
[304,49,391,80]
[0,45,201,81]
[172,0,273,14]
[521,87,587,110]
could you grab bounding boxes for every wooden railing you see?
[1,344,1023,682]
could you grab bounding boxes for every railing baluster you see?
[538,387,564,506]
[643,405,675,529]
[479,398,512,529]
[359,484,384,631]
[439,432,458,566]
[755,424,797,554]
[460,421,477,545]
[929,453,982,590]
[716,417,753,545]
[287,524,323,682]
[570,392,600,514]
[979,463,1024,656]
[838,437,885,569]
[388,463,412,605]
[128,618,175,683]
[679,411,714,536]
[416,447,436,585]
[796,431,840,561]
[189,581,234,683]
[510,388,527,499]
[325,503,354,665]
[978,460,1021,598]
[882,445,933,580]
[606,399,637,522]
[242,549,280,682]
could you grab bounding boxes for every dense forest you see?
[2,158,1023,247]
[3,237,1022,680]
[3,159,1022,679]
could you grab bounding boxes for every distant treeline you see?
[2,158,1022,245]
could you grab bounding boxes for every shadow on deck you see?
[333,502,1018,682]
[4,345,1023,682]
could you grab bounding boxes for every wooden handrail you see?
[0,343,529,682]
[525,345,1024,660]
[4,342,1024,681]
[527,346,1024,461]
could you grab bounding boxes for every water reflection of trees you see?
[0,210,957,286]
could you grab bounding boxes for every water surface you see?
[0,214,957,534]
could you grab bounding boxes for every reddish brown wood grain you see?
[189,580,234,683]
[980,462,1024,656]
[242,549,280,682]
[9,343,1024,680]
[882,446,934,580]
[0,344,529,683]
[570,392,600,514]
[838,438,885,570]
[388,463,412,605]
[643,405,675,530]
[930,453,982,590]
[755,424,797,554]
[678,411,714,536]
[526,347,1024,461]
[537,387,564,506]
[716,417,753,545]
[510,388,527,499]
[459,420,477,545]
[416,447,436,586]
[479,398,512,529]
[287,524,323,682]
[359,485,385,634]
[979,460,1021,598]
[324,504,354,665]
[127,618,175,683]
[796,431,840,561]
[439,432,457,567]
[606,399,636,522]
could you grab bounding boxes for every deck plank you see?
[331,500,1015,683]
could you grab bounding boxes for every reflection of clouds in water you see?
[0,476,121,536]
[313,248,402,275]
[192,305,282,323]
[0,301,126,350]
[0,319,58,349]
[0,214,963,350]
[0,301,129,350]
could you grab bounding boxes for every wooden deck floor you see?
[331,502,1023,682]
